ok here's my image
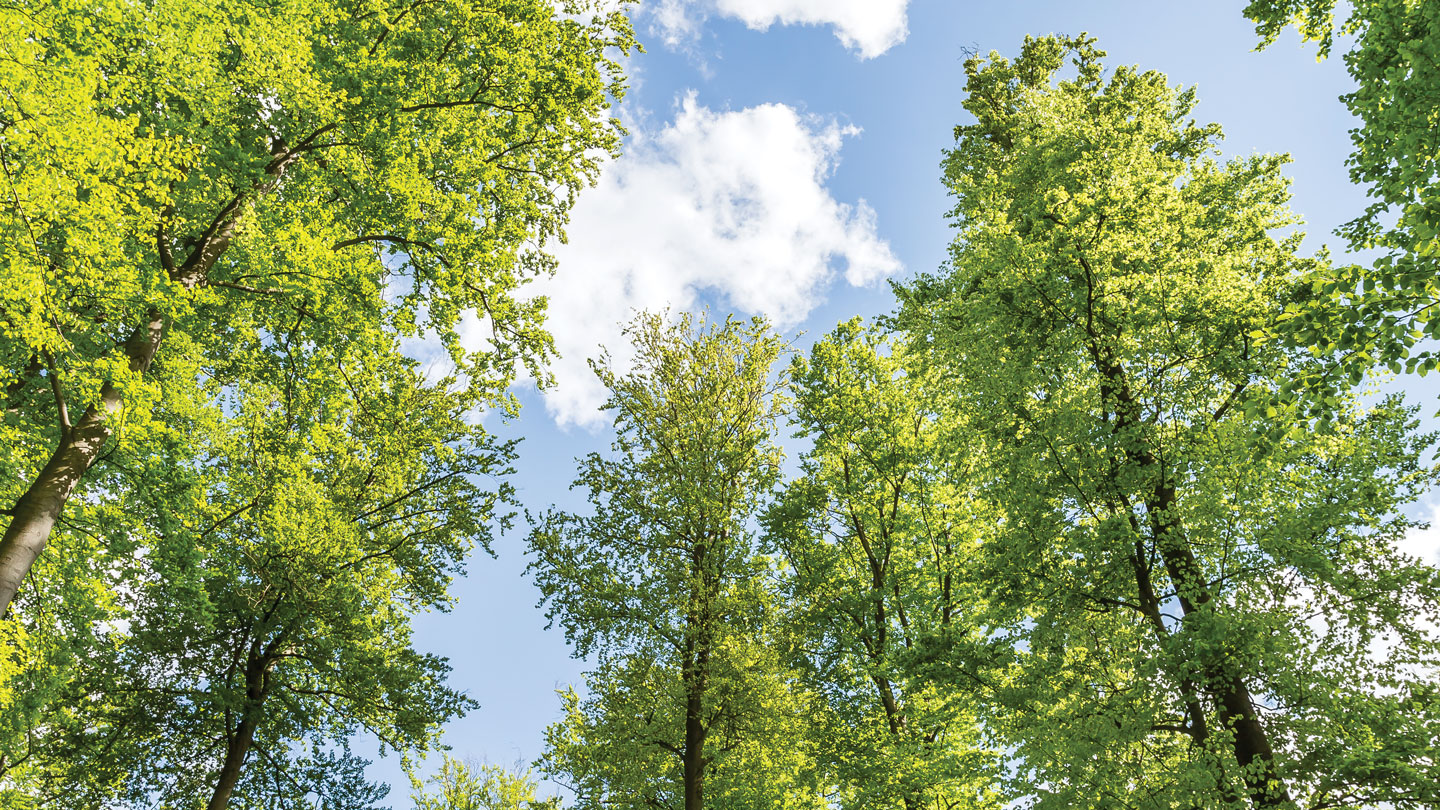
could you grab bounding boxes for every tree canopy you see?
[4,5,1440,810]
[9,334,512,809]
[529,313,826,810]
[765,319,998,810]
[411,758,559,810]
[0,0,633,617]
[1246,0,1440,385]
[0,0,632,803]
[894,34,1440,809]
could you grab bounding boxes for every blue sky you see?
[379,0,1440,802]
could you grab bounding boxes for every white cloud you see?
[643,0,911,59]
[647,0,703,49]
[1398,504,1440,567]
[526,92,900,427]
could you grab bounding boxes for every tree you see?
[894,35,1440,809]
[9,335,509,809]
[1246,0,1440,383]
[764,319,998,810]
[529,312,824,810]
[540,644,827,810]
[0,0,633,617]
[411,757,558,810]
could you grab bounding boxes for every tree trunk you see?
[873,674,905,735]
[1092,338,1290,808]
[0,310,164,617]
[206,655,272,810]
[206,709,261,810]
[681,627,710,810]
[682,677,707,810]
[0,135,310,619]
[1125,521,1212,747]
[1152,514,1291,808]
[681,535,713,810]
[872,674,922,810]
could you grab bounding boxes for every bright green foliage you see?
[541,644,827,810]
[0,0,630,796]
[0,0,631,408]
[5,336,510,807]
[895,35,1440,809]
[543,660,684,810]
[530,312,826,810]
[1247,0,1440,379]
[0,0,632,615]
[765,319,998,810]
[411,757,557,810]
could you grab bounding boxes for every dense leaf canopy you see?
[530,314,825,810]
[0,0,632,804]
[2,4,1439,808]
[765,319,998,810]
[894,34,1440,809]
[0,0,632,616]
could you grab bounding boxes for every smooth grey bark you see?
[0,311,163,617]
[0,137,314,618]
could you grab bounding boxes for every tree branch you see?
[41,353,70,437]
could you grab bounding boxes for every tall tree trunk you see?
[0,136,312,618]
[1150,498,1291,808]
[206,709,261,810]
[0,310,163,617]
[681,628,711,810]
[682,674,707,810]
[1092,337,1290,808]
[1126,526,1211,747]
[681,536,713,810]
[206,655,273,810]
[873,674,905,735]
[871,674,922,810]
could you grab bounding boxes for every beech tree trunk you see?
[1152,509,1291,808]
[681,536,714,810]
[1092,335,1291,808]
[0,136,310,618]
[206,710,261,810]
[0,311,164,617]
[682,678,707,810]
[879,674,919,810]
[206,654,273,810]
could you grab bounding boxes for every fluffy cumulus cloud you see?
[523,93,899,427]
[647,0,910,59]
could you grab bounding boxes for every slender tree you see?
[765,319,998,810]
[529,312,823,810]
[895,35,1440,809]
[540,642,827,810]
[411,757,558,810]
